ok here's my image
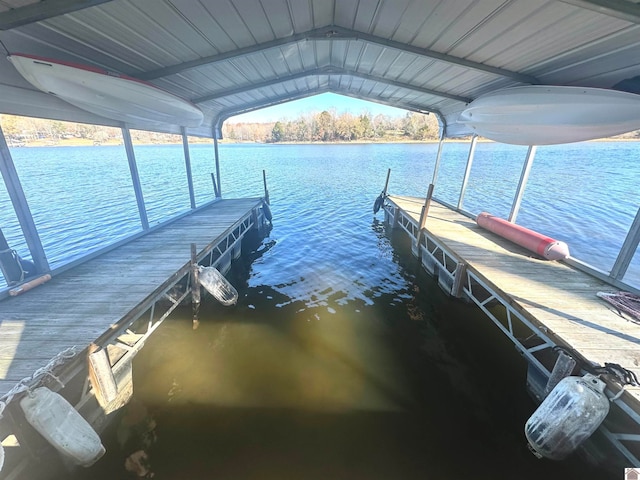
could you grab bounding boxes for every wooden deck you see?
[0,197,262,397]
[387,195,640,404]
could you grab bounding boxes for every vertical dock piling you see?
[190,243,200,330]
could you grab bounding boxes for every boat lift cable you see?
[552,345,639,388]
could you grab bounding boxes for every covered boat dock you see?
[1,0,640,475]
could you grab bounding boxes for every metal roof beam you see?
[138,26,341,81]
[333,90,442,118]
[0,0,114,30]
[343,69,471,104]
[557,0,640,24]
[329,26,539,84]
[192,67,471,105]
[193,69,328,104]
[139,25,538,84]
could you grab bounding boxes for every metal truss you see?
[385,201,640,467]
[0,206,266,478]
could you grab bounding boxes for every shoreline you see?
[8,136,640,148]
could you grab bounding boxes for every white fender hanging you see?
[525,373,610,460]
[198,265,239,306]
[20,387,105,466]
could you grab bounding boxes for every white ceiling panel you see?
[164,0,235,52]
[387,0,440,45]
[311,0,335,28]
[445,0,550,62]
[288,0,315,32]
[426,0,506,52]
[369,0,413,39]
[352,0,381,32]
[333,0,358,29]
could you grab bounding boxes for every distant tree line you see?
[5,111,640,146]
[0,115,207,145]
[223,111,441,143]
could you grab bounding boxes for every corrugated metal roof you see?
[0,0,639,138]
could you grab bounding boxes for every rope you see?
[551,346,639,402]
[597,291,640,324]
[0,346,81,418]
[0,248,26,283]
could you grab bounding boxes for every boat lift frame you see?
[385,200,640,467]
[0,206,265,477]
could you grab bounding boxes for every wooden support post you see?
[413,137,444,258]
[181,127,196,209]
[87,344,118,408]
[451,262,467,298]
[190,243,200,330]
[411,217,423,258]
[263,170,270,205]
[413,184,435,257]
[382,168,391,196]
[421,183,435,226]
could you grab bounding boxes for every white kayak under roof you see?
[457,85,640,145]
[8,54,204,128]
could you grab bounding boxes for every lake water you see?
[2,141,637,479]
[2,142,639,288]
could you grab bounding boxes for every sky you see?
[228,92,409,123]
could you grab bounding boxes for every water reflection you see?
[72,217,610,480]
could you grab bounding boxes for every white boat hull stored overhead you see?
[457,86,640,145]
[8,54,204,128]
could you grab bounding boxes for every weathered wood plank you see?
[0,198,261,397]
[389,195,640,407]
